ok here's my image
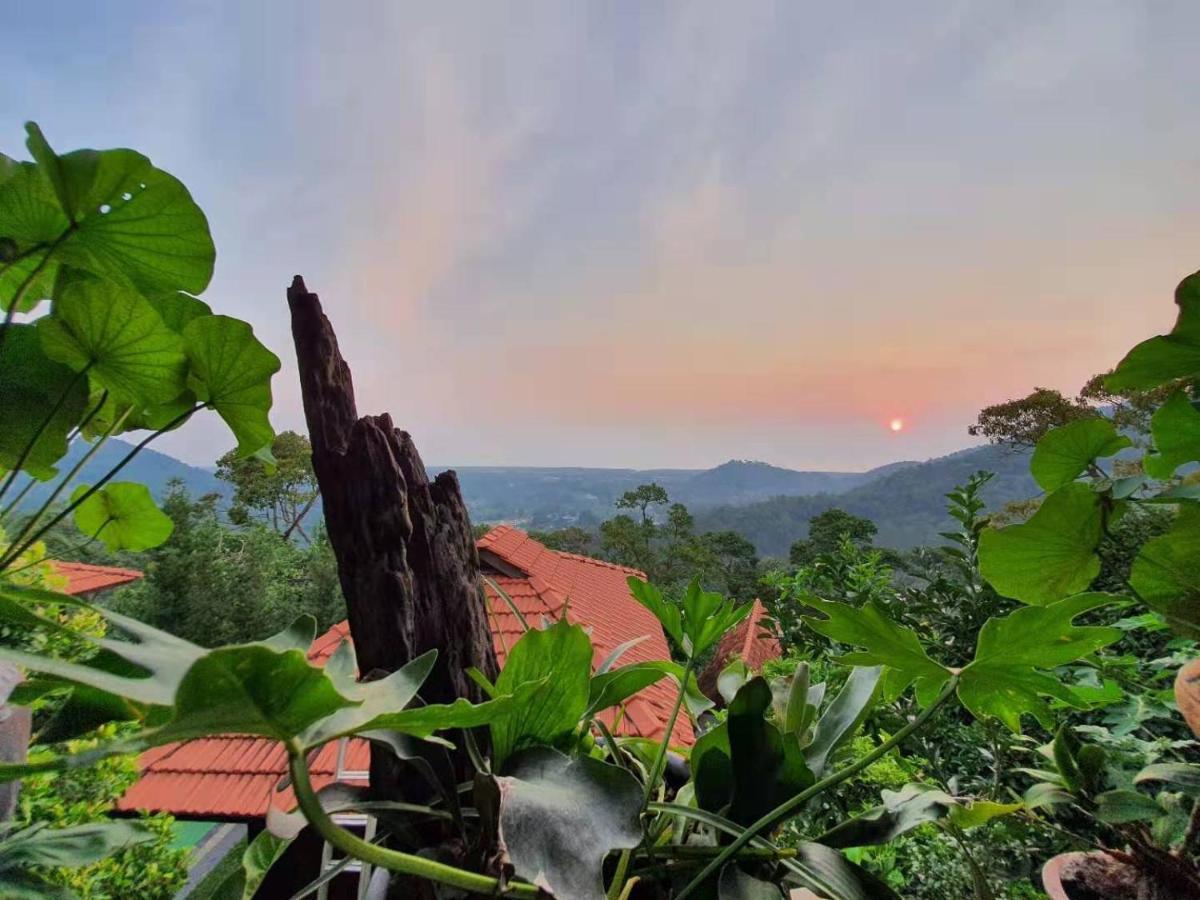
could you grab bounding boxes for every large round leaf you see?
[1030,417,1130,492]
[24,123,215,296]
[0,159,65,312]
[38,275,187,405]
[1144,391,1200,480]
[0,324,87,478]
[70,481,174,551]
[1129,505,1200,638]
[183,315,280,457]
[496,748,642,900]
[978,483,1105,605]
[1107,270,1200,391]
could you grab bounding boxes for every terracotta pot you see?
[1042,851,1089,900]
[1175,657,1200,738]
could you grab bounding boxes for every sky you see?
[4,2,1199,471]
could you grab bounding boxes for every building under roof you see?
[117,525,702,821]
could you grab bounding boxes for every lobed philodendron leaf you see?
[1107,270,1200,392]
[496,747,642,900]
[491,617,593,769]
[183,315,280,457]
[1129,505,1200,638]
[0,324,88,478]
[957,593,1124,732]
[70,481,174,551]
[1144,391,1200,480]
[626,577,684,649]
[38,274,188,405]
[626,576,752,660]
[1031,418,1131,492]
[22,122,215,297]
[978,483,1106,606]
[799,597,950,706]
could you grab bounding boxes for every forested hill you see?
[694,444,1036,555]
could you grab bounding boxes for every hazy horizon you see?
[6,2,1197,470]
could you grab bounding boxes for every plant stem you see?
[608,656,696,900]
[0,243,57,355]
[675,676,960,900]
[286,745,538,897]
[0,405,199,570]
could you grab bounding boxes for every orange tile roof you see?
[47,561,143,596]
[698,600,783,701]
[118,526,693,820]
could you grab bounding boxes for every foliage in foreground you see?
[2,120,1200,900]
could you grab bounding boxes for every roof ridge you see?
[550,550,646,578]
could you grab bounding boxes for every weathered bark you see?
[286,276,498,785]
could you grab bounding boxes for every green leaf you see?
[23,123,215,296]
[1144,391,1200,479]
[1129,505,1200,638]
[38,274,187,404]
[717,657,751,706]
[0,324,88,478]
[241,829,291,899]
[726,677,814,827]
[682,579,754,658]
[586,662,670,718]
[978,483,1105,605]
[147,291,213,333]
[183,315,280,457]
[491,618,593,769]
[805,666,883,777]
[496,747,641,900]
[1031,418,1131,491]
[818,783,955,848]
[946,799,1023,830]
[958,593,1123,732]
[1134,763,1200,794]
[788,842,902,900]
[1107,270,1200,391]
[0,820,155,870]
[1095,789,1163,824]
[626,577,684,649]
[0,160,66,312]
[70,481,174,551]
[800,597,950,706]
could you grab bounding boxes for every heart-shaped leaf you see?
[183,315,280,457]
[0,324,88,478]
[1129,505,1200,638]
[38,274,187,405]
[70,481,174,551]
[1031,418,1131,492]
[957,593,1123,732]
[1107,270,1200,391]
[978,483,1106,606]
[496,747,641,900]
[1144,391,1200,480]
[23,123,215,296]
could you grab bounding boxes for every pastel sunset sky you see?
[6,2,1198,470]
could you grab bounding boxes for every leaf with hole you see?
[70,481,174,551]
[978,483,1106,606]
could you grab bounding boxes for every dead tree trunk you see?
[286,275,498,788]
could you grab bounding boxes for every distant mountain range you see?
[16,439,1037,555]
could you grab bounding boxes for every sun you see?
[889,418,905,433]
